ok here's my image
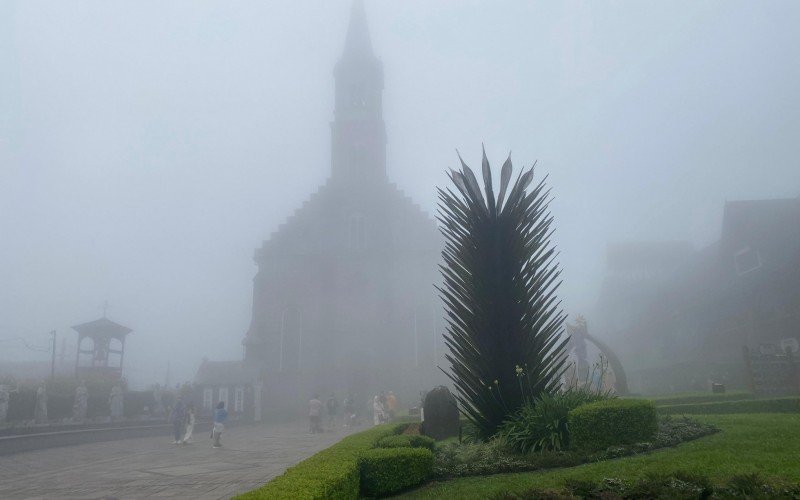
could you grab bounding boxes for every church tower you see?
[331,0,386,182]
[234,0,444,419]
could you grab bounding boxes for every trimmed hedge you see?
[569,399,658,451]
[359,447,434,497]
[648,391,755,406]
[657,397,800,415]
[235,423,405,500]
[376,434,436,451]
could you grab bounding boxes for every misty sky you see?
[1,1,799,387]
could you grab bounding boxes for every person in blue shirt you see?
[212,401,228,448]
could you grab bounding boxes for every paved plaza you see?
[0,421,352,499]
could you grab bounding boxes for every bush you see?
[498,390,611,454]
[648,391,754,406]
[359,447,434,497]
[657,397,800,415]
[376,434,436,451]
[236,423,406,500]
[7,389,35,421]
[124,391,155,418]
[568,399,657,451]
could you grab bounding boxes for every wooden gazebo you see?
[72,317,132,380]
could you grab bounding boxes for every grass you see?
[399,414,800,499]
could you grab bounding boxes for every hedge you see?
[359,447,434,497]
[648,391,755,406]
[657,397,800,415]
[375,434,436,451]
[569,399,658,451]
[235,423,406,500]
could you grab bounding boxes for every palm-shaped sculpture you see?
[437,148,568,439]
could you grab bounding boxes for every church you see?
[196,1,444,419]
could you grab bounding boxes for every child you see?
[182,404,196,444]
[212,401,228,448]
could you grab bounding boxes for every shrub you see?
[359,447,434,497]
[568,399,657,450]
[7,389,35,421]
[657,397,800,415]
[376,434,435,451]
[649,391,755,406]
[236,423,405,500]
[498,389,611,454]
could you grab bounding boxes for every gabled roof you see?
[195,359,254,385]
[71,317,132,339]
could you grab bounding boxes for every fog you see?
[1,0,799,388]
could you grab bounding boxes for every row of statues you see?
[0,381,125,425]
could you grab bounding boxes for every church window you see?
[203,388,213,411]
[349,213,366,250]
[234,386,245,412]
[218,386,229,409]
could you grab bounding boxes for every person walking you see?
[169,397,186,444]
[325,393,339,430]
[182,404,196,444]
[386,391,397,422]
[308,394,323,434]
[212,401,228,448]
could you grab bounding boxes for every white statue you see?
[73,381,88,421]
[0,384,9,424]
[34,384,48,424]
[109,383,124,420]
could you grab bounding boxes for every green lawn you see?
[400,414,800,499]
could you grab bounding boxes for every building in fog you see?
[596,196,800,394]
[198,1,443,418]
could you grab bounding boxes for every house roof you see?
[194,359,254,385]
[71,317,132,339]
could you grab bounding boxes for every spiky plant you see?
[437,148,568,439]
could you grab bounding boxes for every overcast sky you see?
[1,1,799,387]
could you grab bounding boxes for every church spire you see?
[342,0,373,60]
[331,0,386,182]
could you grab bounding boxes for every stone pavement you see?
[0,421,353,499]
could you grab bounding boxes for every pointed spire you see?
[342,0,373,60]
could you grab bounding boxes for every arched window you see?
[77,336,94,368]
[108,338,123,368]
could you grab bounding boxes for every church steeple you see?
[343,0,374,60]
[331,0,386,182]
